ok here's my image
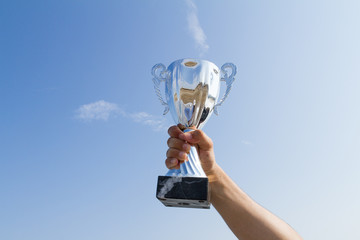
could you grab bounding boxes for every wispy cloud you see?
[129,112,168,131]
[185,0,209,56]
[75,100,121,121]
[241,140,252,145]
[75,100,168,131]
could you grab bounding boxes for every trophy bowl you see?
[152,58,236,209]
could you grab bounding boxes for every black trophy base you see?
[156,176,210,209]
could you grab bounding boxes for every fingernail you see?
[179,133,192,141]
[179,152,187,159]
[183,143,190,151]
[179,133,186,140]
[170,158,177,165]
[185,132,192,140]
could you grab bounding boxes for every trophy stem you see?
[165,129,206,177]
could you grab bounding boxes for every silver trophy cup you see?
[152,59,236,209]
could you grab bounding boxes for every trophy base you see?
[156,176,210,209]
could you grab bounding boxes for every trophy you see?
[152,59,236,209]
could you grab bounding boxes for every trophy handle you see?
[151,63,170,115]
[214,63,237,115]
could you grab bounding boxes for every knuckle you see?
[193,129,203,139]
[166,149,171,157]
[167,126,175,135]
[166,137,172,146]
[166,148,178,158]
[168,125,180,136]
[168,138,184,149]
[165,158,171,168]
[208,138,214,148]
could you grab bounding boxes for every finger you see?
[167,137,191,152]
[168,125,183,138]
[166,148,188,161]
[179,129,213,151]
[165,157,179,169]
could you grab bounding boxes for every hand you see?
[165,125,216,176]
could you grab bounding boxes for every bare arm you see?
[165,125,302,240]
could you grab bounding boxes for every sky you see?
[1,0,360,239]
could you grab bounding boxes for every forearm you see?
[208,164,302,240]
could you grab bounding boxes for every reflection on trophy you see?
[152,59,236,209]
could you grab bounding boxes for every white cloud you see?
[186,0,209,56]
[75,100,121,121]
[75,100,168,131]
[130,112,168,131]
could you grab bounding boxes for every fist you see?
[165,125,216,175]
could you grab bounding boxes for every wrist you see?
[205,163,222,183]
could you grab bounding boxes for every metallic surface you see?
[152,58,237,177]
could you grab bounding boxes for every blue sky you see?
[1,0,360,239]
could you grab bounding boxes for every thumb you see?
[179,129,213,151]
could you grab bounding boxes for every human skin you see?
[165,125,303,240]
